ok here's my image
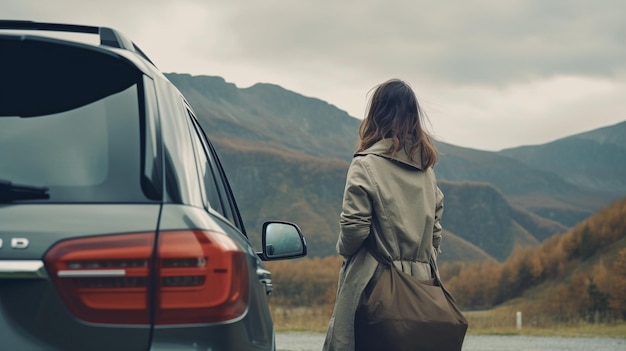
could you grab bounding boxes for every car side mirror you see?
[261,221,307,260]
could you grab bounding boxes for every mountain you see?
[436,230,495,263]
[166,73,360,161]
[435,142,616,227]
[211,136,347,257]
[165,72,624,261]
[500,120,626,194]
[438,180,565,261]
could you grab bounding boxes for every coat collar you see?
[354,139,423,170]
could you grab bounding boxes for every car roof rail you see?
[0,20,156,66]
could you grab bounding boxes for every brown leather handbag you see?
[355,251,468,351]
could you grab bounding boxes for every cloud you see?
[203,0,626,83]
[427,75,626,150]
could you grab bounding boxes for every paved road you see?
[275,333,625,351]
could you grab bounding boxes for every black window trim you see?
[184,107,223,214]
[183,102,247,235]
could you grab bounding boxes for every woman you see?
[323,79,444,351]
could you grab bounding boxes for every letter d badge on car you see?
[0,238,29,249]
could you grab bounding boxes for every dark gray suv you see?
[0,20,306,351]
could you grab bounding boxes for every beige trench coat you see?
[323,139,444,351]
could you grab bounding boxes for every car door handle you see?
[256,267,273,296]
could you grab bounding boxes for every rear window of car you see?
[0,36,153,203]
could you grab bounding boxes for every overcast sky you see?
[3,0,625,151]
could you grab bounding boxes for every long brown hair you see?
[357,79,438,169]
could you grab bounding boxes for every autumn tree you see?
[609,248,626,319]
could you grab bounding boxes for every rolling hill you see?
[441,196,626,319]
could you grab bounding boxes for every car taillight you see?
[44,230,249,325]
[155,230,249,325]
[44,233,154,325]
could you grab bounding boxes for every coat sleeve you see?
[432,185,444,254]
[337,157,373,257]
